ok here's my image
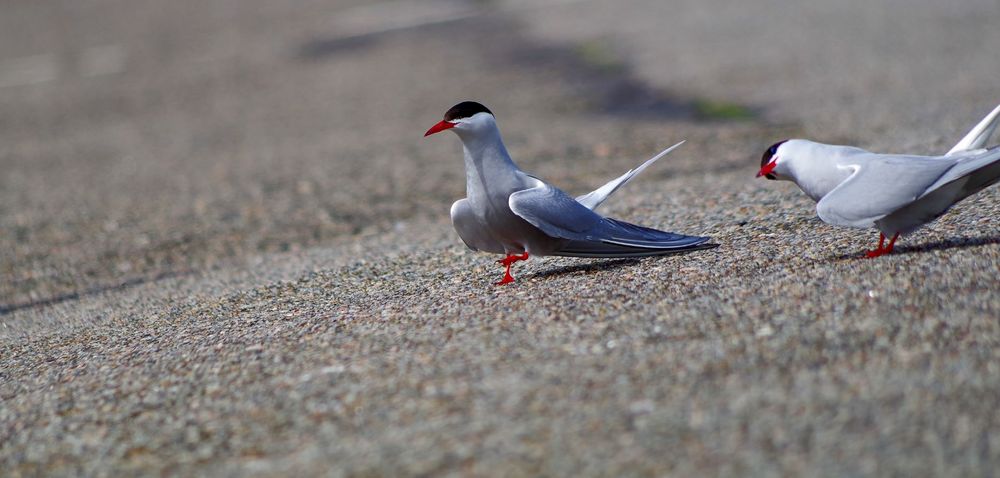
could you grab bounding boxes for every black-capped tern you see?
[425,101,712,284]
[758,104,1000,257]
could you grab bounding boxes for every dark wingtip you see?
[444,101,494,121]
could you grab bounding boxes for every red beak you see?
[424,120,456,137]
[756,159,777,178]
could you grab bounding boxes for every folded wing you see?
[815,155,955,227]
[510,183,710,257]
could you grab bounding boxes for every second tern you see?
[757,104,1000,257]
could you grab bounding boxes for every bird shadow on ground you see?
[531,244,720,280]
[0,271,190,316]
[530,258,641,280]
[828,234,1000,261]
[894,234,1000,255]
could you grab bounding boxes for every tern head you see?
[424,101,497,138]
[757,140,790,180]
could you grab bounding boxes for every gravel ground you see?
[2,0,999,476]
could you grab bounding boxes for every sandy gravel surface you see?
[2,0,999,475]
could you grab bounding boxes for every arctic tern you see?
[424,101,711,284]
[757,104,1000,257]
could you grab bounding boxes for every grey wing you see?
[878,147,1000,234]
[509,184,603,239]
[509,184,709,249]
[575,140,684,211]
[923,146,1000,194]
[450,199,504,253]
[816,155,955,227]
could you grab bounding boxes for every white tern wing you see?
[815,155,955,227]
[575,141,685,211]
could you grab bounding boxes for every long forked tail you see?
[575,141,685,211]
[552,218,714,258]
[947,104,1000,155]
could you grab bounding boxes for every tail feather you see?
[575,141,685,211]
[947,104,1000,155]
[597,218,710,248]
[882,146,1000,235]
[555,217,712,258]
[554,240,716,258]
[925,145,1000,194]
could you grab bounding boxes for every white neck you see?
[454,124,522,199]
[782,141,862,202]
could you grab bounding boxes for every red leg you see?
[885,232,899,253]
[497,265,515,285]
[865,233,886,258]
[495,252,529,285]
[865,232,899,258]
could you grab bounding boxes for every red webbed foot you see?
[495,252,529,285]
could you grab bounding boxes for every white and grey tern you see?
[425,101,712,284]
[757,103,1000,257]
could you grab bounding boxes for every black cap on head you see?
[760,140,787,180]
[444,101,493,121]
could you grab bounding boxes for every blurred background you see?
[4,2,1000,475]
[2,0,999,308]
